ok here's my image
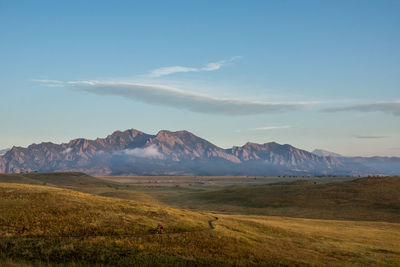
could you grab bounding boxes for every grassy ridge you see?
[154,177,400,222]
[0,172,112,188]
[1,182,400,266]
[0,183,211,237]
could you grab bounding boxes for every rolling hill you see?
[3,172,399,223]
[1,180,400,266]
[0,172,109,187]
[153,177,400,222]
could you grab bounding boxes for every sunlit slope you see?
[0,172,112,188]
[0,182,211,237]
[1,182,400,266]
[160,177,400,222]
[0,172,161,204]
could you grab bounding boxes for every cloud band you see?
[58,80,311,116]
[323,101,400,116]
[148,57,240,77]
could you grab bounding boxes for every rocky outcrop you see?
[0,156,6,173]
[147,130,240,162]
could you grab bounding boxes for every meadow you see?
[0,173,399,266]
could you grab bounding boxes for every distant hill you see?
[0,172,111,188]
[312,148,400,176]
[342,156,400,176]
[164,176,400,222]
[0,128,397,176]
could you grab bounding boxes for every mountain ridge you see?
[0,128,397,176]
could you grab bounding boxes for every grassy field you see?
[100,175,355,187]
[96,175,400,222]
[1,173,400,265]
[142,177,400,222]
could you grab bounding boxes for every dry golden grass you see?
[153,177,400,222]
[0,182,400,266]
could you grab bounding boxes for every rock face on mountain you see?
[0,128,394,176]
[147,130,240,162]
[0,157,5,173]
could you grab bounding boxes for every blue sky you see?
[0,0,399,156]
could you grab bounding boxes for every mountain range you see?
[0,129,398,176]
[312,149,400,176]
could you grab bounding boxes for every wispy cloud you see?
[148,57,240,77]
[33,79,65,84]
[323,101,400,116]
[354,135,389,139]
[38,80,312,116]
[32,79,66,87]
[0,148,10,156]
[120,145,163,159]
[251,125,293,131]
[61,148,73,154]
[149,66,198,77]
[236,125,293,132]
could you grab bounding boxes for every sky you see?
[0,0,399,156]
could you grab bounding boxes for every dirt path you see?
[208,217,217,229]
